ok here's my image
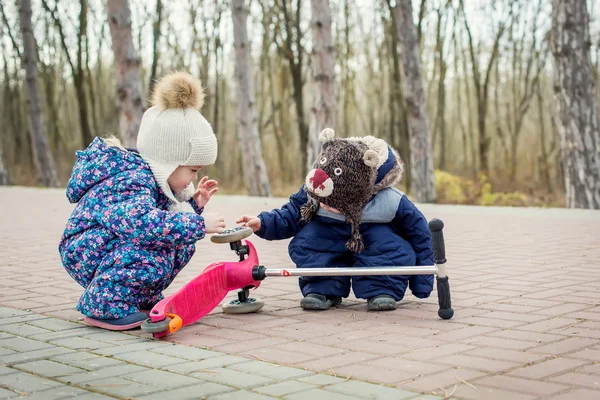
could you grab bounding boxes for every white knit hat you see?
[137,72,218,210]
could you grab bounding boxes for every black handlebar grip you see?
[428,218,446,264]
[437,276,454,319]
[252,265,266,281]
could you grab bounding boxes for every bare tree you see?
[148,0,163,95]
[42,0,94,147]
[307,0,336,171]
[276,0,309,173]
[460,0,506,175]
[551,0,600,208]
[390,0,436,202]
[0,148,10,185]
[232,0,272,197]
[106,0,146,148]
[18,0,60,187]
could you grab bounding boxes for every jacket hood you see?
[66,137,148,203]
[346,135,403,191]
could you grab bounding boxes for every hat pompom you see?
[152,72,205,111]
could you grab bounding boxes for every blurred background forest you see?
[1,0,599,207]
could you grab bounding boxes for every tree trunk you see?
[537,85,553,193]
[18,0,60,187]
[307,0,336,171]
[385,0,411,190]
[280,0,309,174]
[391,0,436,202]
[149,0,163,95]
[231,0,272,197]
[0,148,10,185]
[551,0,600,208]
[106,0,146,148]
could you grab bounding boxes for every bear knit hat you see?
[301,129,404,253]
[137,72,217,209]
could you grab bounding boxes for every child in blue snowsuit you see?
[59,72,226,330]
[238,129,434,311]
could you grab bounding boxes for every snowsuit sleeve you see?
[255,187,308,240]
[97,172,206,246]
[392,196,434,266]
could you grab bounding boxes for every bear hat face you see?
[304,136,379,214]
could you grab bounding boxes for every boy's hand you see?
[204,212,226,234]
[193,176,218,209]
[236,215,261,232]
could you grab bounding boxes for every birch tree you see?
[307,0,336,171]
[18,0,60,187]
[232,0,272,197]
[551,0,600,208]
[106,0,146,148]
[390,0,436,202]
[0,149,10,185]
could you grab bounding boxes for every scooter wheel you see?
[141,317,171,334]
[222,297,265,314]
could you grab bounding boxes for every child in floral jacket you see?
[59,72,225,330]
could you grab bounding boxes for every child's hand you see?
[193,176,218,209]
[236,215,261,232]
[204,212,226,234]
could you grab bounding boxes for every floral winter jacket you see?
[59,138,206,288]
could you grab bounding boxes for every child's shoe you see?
[83,312,148,331]
[300,294,342,310]
[367,295,397,311]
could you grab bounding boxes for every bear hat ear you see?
[319,128,335,143]
[363,149,379,168]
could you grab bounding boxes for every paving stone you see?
[25,318,83,331]
[125,368,204,388]
[254,380,317,396]
[189,367,274,389]
[0,366,17,376]
[0,336,53,352]
[547,388,600,400]
[0,387,18,399]
[111,349,188,367]
[12,359,85,377]
[0,307,29,318]
[57,364,149,384]
[13,385,91,399]
[56,394,115,400]
[1,346,76,365]
[50,352,124,370]
[150,344,222,360]
[284,388,362,400]
[0,370,64,393]
[0,323,52,337]
[232,363,314,380]
[136,383,236,400]
[82,331,150,344]
[92,340,172,356]
[0,347,16,357]
[78,377,161,398]
[164,355,249,374]
[210,390,280,400]
[296,374,348,386]
[326,380,417,399]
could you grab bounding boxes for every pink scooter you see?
[141,219,453,338]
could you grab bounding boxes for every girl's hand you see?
[193,176,218,209]
[204,212,226,234]
[236,215,262,232]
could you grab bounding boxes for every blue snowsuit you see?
[58,138,207,319]
[256,187,434,301]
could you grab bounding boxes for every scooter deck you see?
[148,240,260,338]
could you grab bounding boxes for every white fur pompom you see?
[152,72,205,111]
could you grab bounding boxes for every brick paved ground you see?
[1,186,599,399]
